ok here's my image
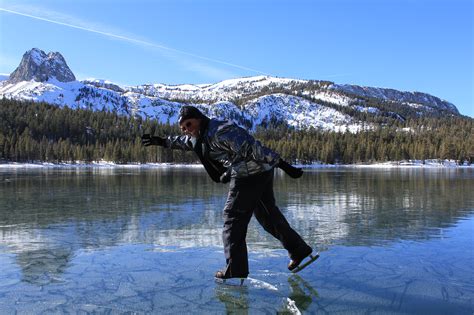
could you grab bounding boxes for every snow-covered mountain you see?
[0,48,460,132]
[8,48,76,84]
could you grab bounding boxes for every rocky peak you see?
[8,48,76,83]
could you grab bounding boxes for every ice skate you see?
[288,245,320,273]
[288,252,320,273]
[214,270,247,286]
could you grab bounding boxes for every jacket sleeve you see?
[165,135,195,151]
[214,122,280,166]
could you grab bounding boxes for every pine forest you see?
[1,98,473,165]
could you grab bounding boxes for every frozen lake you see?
[0,167,473,313]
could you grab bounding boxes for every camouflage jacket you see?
[165,119,280,181]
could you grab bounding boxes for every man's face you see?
[179,118,201,138]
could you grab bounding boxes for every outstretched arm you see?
[141,134,166,147]
[277,159,303,178]
[141,134,194,151]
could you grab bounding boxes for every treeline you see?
[0,98,472,164]
[0,99,196,164]
[256,118,474,164]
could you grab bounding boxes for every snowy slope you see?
[0,49,461,133]
[244,94,361,132]
[0,77,361,131]
[0,79,129,114]
[129,76,309,103]
[126,75,458,115]
[331,84,458,113]
[0,74,458,132]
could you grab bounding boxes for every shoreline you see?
[0,159,472,169]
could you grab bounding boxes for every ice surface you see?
[0,168,473,313]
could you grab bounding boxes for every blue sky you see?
[0,0,472,117]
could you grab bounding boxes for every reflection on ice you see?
[1,168,473,251]
[1,239,472,313]
[0,168,473,313]
[16,247,72,285]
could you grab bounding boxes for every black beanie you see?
[178,106,208,124]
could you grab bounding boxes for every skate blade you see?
[215,277,246,287]
[291,253,320,273]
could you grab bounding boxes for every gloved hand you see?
[220,169,232,184]
[141,134,166,147]
[278,159,303,179]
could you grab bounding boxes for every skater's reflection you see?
[15,247,73,285]
[214,285,249,314]
[214,275,319,314]
[285,274,319,312]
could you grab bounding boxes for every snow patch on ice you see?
[286,298,302,315]
[1,160,470,169]
[247,277,279,291]
[352,159,472,168]
[0,162,204,169]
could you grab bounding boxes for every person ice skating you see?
[142,106,313,280]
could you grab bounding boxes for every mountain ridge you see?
[0,48,461,132]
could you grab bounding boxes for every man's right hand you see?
[220,169,232,184]
[141,134,166,147]
[278,159,303,179]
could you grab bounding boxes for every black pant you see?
[222,169,309,278]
